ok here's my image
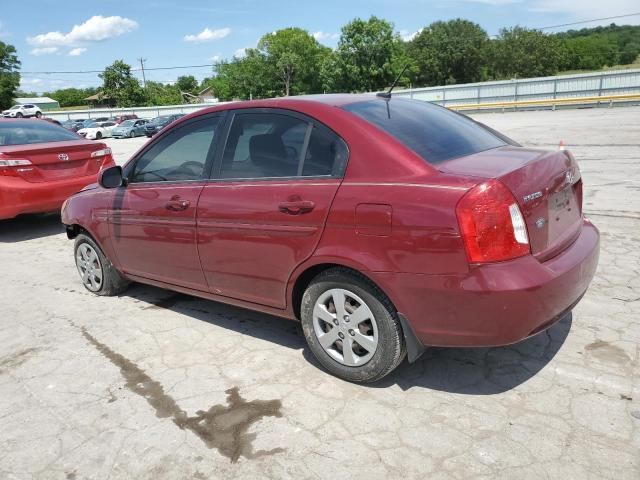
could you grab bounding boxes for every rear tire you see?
[74,234,130,296]
[300,268,406,383]
[35,111,42,118]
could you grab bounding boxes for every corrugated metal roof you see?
[15,97,59,104]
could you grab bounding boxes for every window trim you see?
[123,112,226,186]
[211,107,349,182]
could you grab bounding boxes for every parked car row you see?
[57,113,184,140]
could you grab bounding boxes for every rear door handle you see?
[165,199,190,211]
[278,200,315,215]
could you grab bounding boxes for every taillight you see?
[0,158,33,176]
[91,147,112,158]
[91,147,113,166]
[456,179,530,263]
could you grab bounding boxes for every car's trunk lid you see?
[440,145,583,261]
[0,140,104,183]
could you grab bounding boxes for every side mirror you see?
[99,165,124,189]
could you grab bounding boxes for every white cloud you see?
[184,27,231,43]
[21,78,43,86]
[30,47,58,56]
[210,55,221,62]
[68,47,87,56]
[234,47,248,58]
[27,15,138,47]
[313,31,339,42]
[400,29,423,41]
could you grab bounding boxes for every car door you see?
[196,109,349,309]
[108,113,223,291]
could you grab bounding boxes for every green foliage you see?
[321,16,405,92]
[0,41,20,110]
[487,26,565,79]
[144,81,183,106]
[407,19,489,86]
[257,28,330,96]
[175,75,199,94]
[99,60,145,107]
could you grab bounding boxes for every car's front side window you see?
[130,116,219,184]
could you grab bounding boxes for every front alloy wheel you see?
[75,243,103,292]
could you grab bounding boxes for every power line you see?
[536,12,640,31]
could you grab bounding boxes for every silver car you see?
[111,119,149,138]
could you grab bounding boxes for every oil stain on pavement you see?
[78,325,284,463]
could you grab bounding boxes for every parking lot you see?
[0,106,638,479]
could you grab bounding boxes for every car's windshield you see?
[0,120,79,146]
[342,98,507,164]
[10,105,21,110]
[87,122,101,128]
[120,120,135,127]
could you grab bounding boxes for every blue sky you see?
[1,0,638,93]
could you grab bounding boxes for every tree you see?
[323,16,405,92]
[0,41,20,110]
[256,28,330,96]
[175,75,199,95]
[144,81,182,106]
[99,60,145,107]
[487,27,565,79]
[213,52,272,100]
[408,19,488,86]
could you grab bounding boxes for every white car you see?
[77,121,117,140]
[2,104,43,118]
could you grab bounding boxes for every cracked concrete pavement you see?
[0,106,638,479]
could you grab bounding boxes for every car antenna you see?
[377,64,409,99]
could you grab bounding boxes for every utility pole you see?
[138,58,147,89]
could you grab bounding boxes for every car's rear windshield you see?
[0,121,79,146]
[342,98,506,164]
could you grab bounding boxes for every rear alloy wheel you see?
[301,268,405,383]
[74,234,130,296]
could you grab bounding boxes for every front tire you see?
[95,131,102,140]
[300,268,406,383]
[16,112,23,118]
[74,234,130,296]
[129,130,135,138]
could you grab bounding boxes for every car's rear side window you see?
[342,98,506,164]
[0,121,79,146]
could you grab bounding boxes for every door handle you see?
[278,200,315,215]
[165,199,190,211]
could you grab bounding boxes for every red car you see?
[113,114,138,125]
[61,95,599,382]
[0,119,115,220]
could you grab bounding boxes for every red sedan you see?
[61,95,599,382]
[0,119,115,220]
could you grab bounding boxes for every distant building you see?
[181,87,219,104]
[14,97,60,111]
[84,92,112,108]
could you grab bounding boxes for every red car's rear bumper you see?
[0,174,99,220]
[373,218,600,348]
